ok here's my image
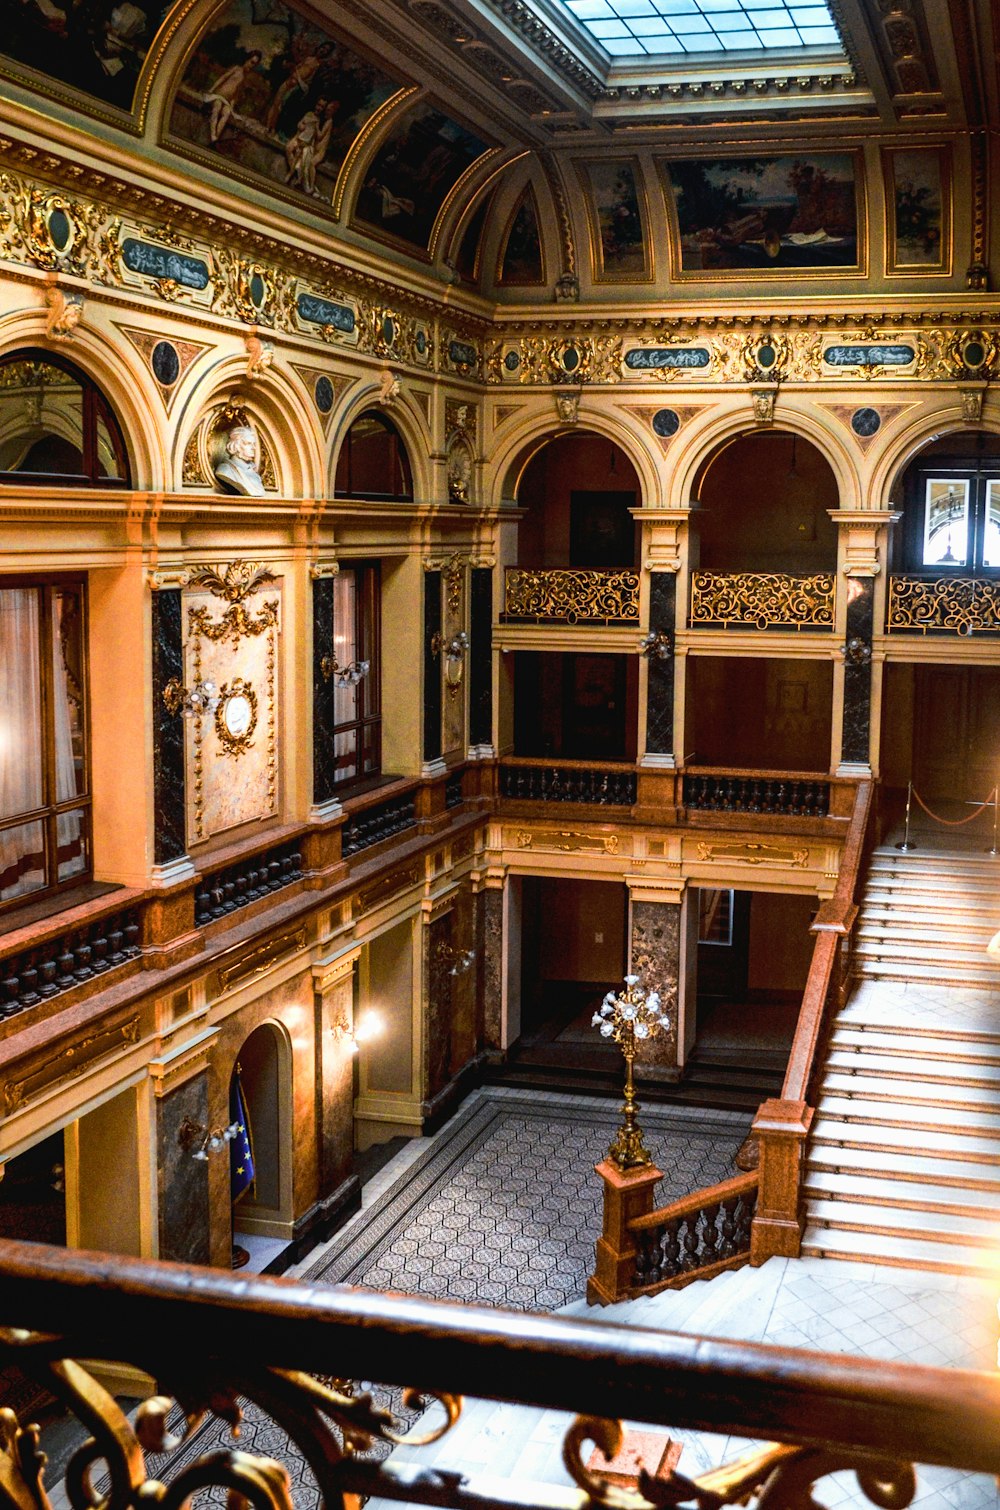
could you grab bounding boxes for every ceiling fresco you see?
[0,0,172,115]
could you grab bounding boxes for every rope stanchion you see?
[895,780,916,852]
[896,782,999,852]
[911,786,997,827]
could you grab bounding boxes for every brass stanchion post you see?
[988,785,999,858]
[895,779,916,852]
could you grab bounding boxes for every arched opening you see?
[508,432,641,762]
[0,350,130,487]
[881,430,1000,822]
[230,1023,292,1270]
[692,430,838,573]
[334,411,413,500]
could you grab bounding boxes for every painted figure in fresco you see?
[285,98,336,195]
[205,50,262,143]
[214,425,265,496]
[265,40,331,132]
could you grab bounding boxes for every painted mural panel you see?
[0,0,169,115]
[581,160,649,281]
[498,189,543,285]
[353,104,490,253]
[885,148,949,272]
[664,154,861,274]
[168,0,399,208]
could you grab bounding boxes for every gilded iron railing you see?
[682,771,830,817]
[499,759,637,806]
[887,575,1000,635]
[690,571,835,630]
[629,1172,758,1294]
[1,1236,999,1510]
[504,568,640,624]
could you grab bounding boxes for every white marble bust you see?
[214,424,265,497]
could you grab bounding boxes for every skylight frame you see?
[557,0,844,60]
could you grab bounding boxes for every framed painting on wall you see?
[883,147,951,274]
[660,152,865,279]
[577,159,652,283]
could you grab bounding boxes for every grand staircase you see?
[800,844,1000,1275]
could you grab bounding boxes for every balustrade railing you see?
[504,567,640,624]
[342,790,417,856]
[690,571,835,630]
[500,759,637,806]
[0,904,141,1018]
[887,574,1000,635]
[682,770,830,817]
[195,840,303,926]
[1,1236,999,1510]
[629,1172,758,1293]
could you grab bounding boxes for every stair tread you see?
[804,1169,1000,1211]
[856,928,998,952]
[817,1093,1000,1132]
[855,961,1000,988]
[806,1196,1000,1244]
[831,1026,1000,1053]
[825,1048,1000,1083]
[810,1115,1000,1160]
[800,1225,1000,1275]
[808,1141,1000,1186]
[822,1071,1000,1108]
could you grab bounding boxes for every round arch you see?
[172,353,324,497]
[489,408,660,510]
[329,386,428,501]
[230,1019,294,1241]
[0,312,165,488]
[870,398,1000,513]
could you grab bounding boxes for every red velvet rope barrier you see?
[911,786,998,826]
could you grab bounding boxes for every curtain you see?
[0,588,44,900]
[51,591,84,880]
[332,571,358,779]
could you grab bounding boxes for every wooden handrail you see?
[680,765,852,784]
[628,1171,758,1234]
[499,755,637,772]
[1,1237,999,1475]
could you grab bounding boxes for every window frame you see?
[904,459,1000,576]
[0,349,130,489]
[329,562,382,792]
[0,574,92,918]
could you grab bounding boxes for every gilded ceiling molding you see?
[474,0,606,101]
[429,148,525,262]
[405,0,567,119]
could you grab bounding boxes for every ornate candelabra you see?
[593,974,670,1170]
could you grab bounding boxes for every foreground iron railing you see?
[0,1238,999,1510]
[689,572,835,630]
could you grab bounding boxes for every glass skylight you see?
[560,0,842,57]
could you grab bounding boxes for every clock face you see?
[223,692,253,739]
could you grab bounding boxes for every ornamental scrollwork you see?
[505,567,640,623]
[887,576,1000,635]
[690,571,835,630]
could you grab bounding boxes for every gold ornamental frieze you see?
[690,572,834,630]
[4,1015,141,1113]
[218,926,307,992]
[505,568,640,624]
[515,829,621,855]
[695,841,810,869]
[887,576,1000,635]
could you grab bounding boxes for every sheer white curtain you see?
[51,591,84,879]
[0,588,44,900]
[332,572,357,779]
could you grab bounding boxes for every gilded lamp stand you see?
[593,975,670,1170]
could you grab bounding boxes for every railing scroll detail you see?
[690,572,835,630]
[504,568,640,624]
[887,575,1000,635]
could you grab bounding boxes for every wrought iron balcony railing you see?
[690,571,835,631]
[504,568,640,624]
[887,575,1000,635]
[1,1237,999,1510]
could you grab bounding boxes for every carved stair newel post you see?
[588,1156,662,1306]
[749,1097,813,1264]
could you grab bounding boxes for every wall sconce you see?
[178,1116,239,1161]
[162,676,220,718]
[639,630,673,661]
[841,637,872,666]
[437,943,476,977]
[431,630,469,692]
[331,1011,383,1054]
[321,656,370,687]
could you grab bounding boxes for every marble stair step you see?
[804,1168,1000,1215]
[821,1070,1000,1111]
[831,1025,1000,1054]
[866,868,1000,894]
[862,884,1000,909]
[805,1196,1000,1248]
[807,1141,1000,1189]
[799,1224,1000,1276]
[869,849,1000,874]
[857,916,998,944]
[817,1093,1000,1135]
[825,1048,1000,1086]
[854,937,1000,964]
[854,959,1000,989]
[810,1113,1000,1162]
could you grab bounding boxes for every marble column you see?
[628,890,685,1076]
[154,1070,211,1264]
[469,567,493,751]
[151,587,186,866]
[312,575,338,808]
[423,569,443,767]
[479,877,505,1052]
[422,907,454,1104]
[645,572,676,760]
[840,578,875,768]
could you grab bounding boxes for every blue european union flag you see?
[229,1070,255,1203]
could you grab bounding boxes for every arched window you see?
[334,412,412,500]
[0,351,130,487]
